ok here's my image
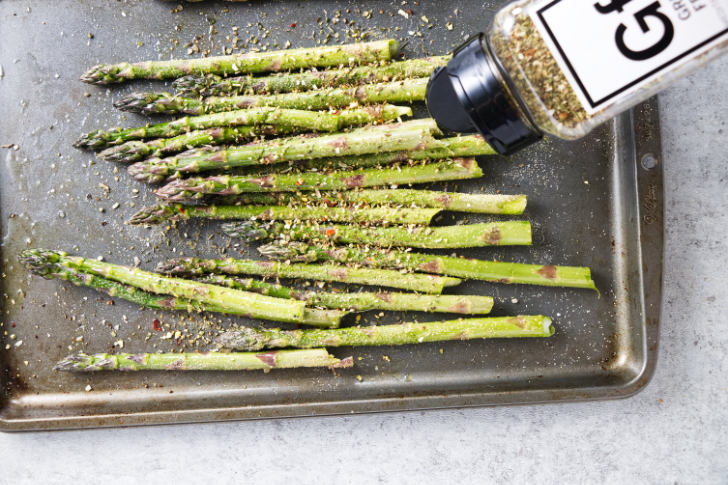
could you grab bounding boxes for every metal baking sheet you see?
[0,0,662,431]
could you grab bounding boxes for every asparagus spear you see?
[207,188,525,215]
[98,104,412,164]
[156,257,462,294]
[76,107,375,150]
[56,349,352,371]
[34,264,342,328]
[81,39,398,84]
[173,56,449,96]
[116,78,428,115]
[129,118,441,183]
[21,249,345,326]
[155,159,482,201]
[97,126,283,164]
[258,242,598,290]
[214,315,554,351]
[129,203,441,226]
[244,134,495,176]
[203,273,493,314]
[224,220,533,248]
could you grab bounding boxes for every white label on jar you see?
[530,0,728,114]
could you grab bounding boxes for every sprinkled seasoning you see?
[490,14,588,134]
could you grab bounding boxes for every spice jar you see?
[427,0,728,154]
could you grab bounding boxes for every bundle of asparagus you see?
[46,39,598,373]
[159,253,596,291]
[33,248,556,373]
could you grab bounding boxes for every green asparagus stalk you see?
[213,315,554,351]
[173,56,449,96]
[155,159,482,201]
[223,220,532,248]
[81,39,398,84]
[207,188,524,215]
[20,249,345,326]
[202,274,493,314]
[311,189,524,214]
[76,107,375,150]
[97,104,412,164]
[39,264,221,312]
[128,203,441,226]
[244,134,496,175]
[155,257,462,294]
[129,118,440,183]
[258,242,598,290]
[32,264,342,328]
[196,274,292,298]
[56,349,352,371]
[96,126,283,164]
[116,78,428,115]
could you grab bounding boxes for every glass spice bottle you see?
[426,0,728,154]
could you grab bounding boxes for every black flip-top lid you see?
[426,34,542,155]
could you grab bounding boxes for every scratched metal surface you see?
[0,0,662,430]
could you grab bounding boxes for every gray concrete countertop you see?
[1,55,726,485]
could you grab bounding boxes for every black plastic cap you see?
[425,34,542,155]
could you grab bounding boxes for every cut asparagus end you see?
[301,308,347,328]
[543,316,555,336]
[386,39,400,58]
[441,277,463,288]
[381,104,413,120]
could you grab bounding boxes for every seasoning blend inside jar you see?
[427,0,728,154]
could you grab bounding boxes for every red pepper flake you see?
[325,229,336,237]
[407,8,413,14]
[179,206,185,213]
[152,319,162,331]
[290,23,296,28]
[11,323,16,328]
[296,178,304,186]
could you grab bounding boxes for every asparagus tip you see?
[258,241,315,262]
[114,92,176,114]
[172,74,215,96]
[97,141,151,164]
[55,353,116,372]
[19,248,66,278]
[213,327,266,352]
[80,64,121,85]
[222,221,276,242]
[154,179,200,201]
[73,130,109,150]
[128,204,179,225]
[155,258,193,275]
[128,159,168,184]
